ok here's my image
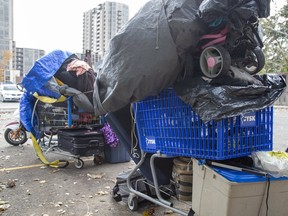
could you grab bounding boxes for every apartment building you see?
[0,0,14,82]
[82,1,129,62]
[15,47,45,77]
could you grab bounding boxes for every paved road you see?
[0,104,183,216]
[273,106,288,151]
[0,101,19,110]
[0,105,287,216]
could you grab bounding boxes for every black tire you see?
[4,128,28,146]
[240,47,265,75]
[58,160,70,168]
[200,45,231,78]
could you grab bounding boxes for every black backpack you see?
[112,169,155,205]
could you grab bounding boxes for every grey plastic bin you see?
[105,142,131,163]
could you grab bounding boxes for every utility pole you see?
[0,51,12,83]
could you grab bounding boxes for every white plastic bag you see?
[252,151,288,178]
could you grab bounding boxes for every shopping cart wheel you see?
[128,193,138,211]
[93,155,104,165]
[74,158,84,169]
[58,160,70,168]
[200,45,231,78]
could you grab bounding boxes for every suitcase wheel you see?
[74,158,84,169]
[128,193,138,211]
[93,155,104,165]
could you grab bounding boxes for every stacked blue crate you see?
[134,88,273,160]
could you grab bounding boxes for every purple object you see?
[100,123,119,147]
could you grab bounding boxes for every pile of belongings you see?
[20,50,96,137]
[92,0,286,121]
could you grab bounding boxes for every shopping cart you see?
[19,50,104,169]
[33,98,104,169]
[123,88,273,215]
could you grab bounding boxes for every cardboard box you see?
[192,159,288,216]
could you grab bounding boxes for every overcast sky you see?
[13,0,283,54]
[13,0,150,53]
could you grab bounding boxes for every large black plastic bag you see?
[93,0,205,116]
[174,71,286,122]
[255,0,271,18]
[198,0,270,21]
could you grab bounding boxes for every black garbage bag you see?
[93,0,206,116]
[198,0,258,20]
[93,0,272,117]
[198,0,270,22]
[174,69,286,122]
[255,0,271,18]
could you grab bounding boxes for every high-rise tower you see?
[0,0,14,82]
[82,1,129,62]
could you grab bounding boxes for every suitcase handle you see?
[89,140,100,145]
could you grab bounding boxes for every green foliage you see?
[261,2,288,74]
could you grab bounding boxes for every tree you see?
[0,51,12,82]
[261,2,288,74]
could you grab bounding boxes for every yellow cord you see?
[31,133,68,168]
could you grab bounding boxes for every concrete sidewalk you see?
[0,107,287,216]
[0,112,190,216]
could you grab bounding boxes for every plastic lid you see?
[212,166,288,183]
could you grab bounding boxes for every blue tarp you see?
[20,50,72,137]
[21,49,72,94]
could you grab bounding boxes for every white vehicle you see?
[0,84,24,102]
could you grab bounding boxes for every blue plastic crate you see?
[134,89,273,160]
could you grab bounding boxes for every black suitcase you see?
[58,127,105,157]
